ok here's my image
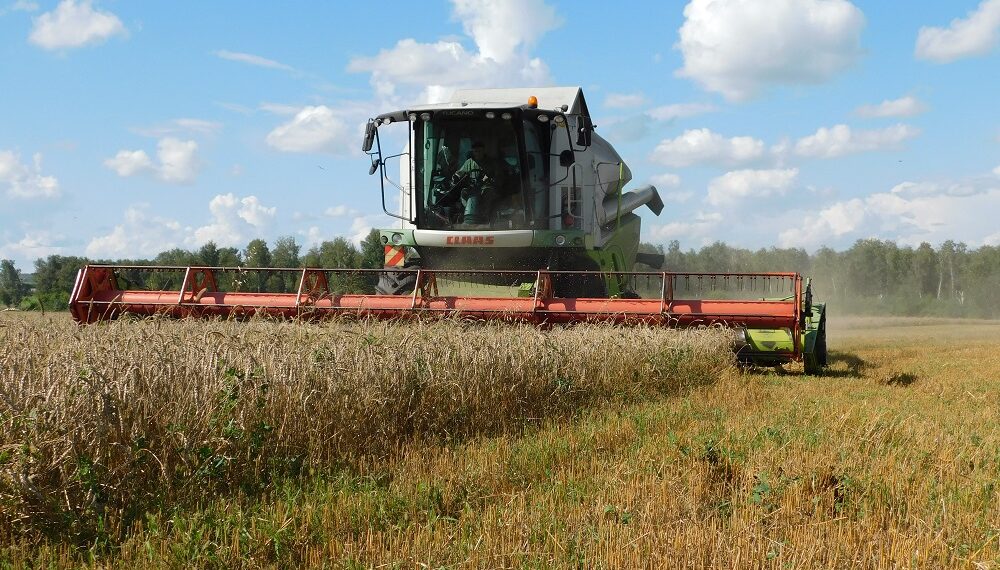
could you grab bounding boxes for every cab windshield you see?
[413,112,549,230]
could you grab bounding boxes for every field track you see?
[2,313,999,568]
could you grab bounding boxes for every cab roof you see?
[386,86,591,118]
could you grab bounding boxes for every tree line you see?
[2,234,998,318]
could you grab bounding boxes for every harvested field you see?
[2,313,999,568]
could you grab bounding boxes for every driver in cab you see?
[453,140,500,226]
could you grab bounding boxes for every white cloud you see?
[794,124,920,158]
[650,173,681,189]
[0,231,63,267]
[662,190,694,204]
[299,213,386,247]
[647,103,716,121]
[452,0,560,63]
[86,206,182,259]
[156,138,200,183]
[29,0,125,50]
[604,93,648,109]
[676,0,864,101]
[88,195,280,258]
[347,0,560,103]
[191,193,276,247]
[993,165,1000,176]
[855,96,928,118]
[0,150,59,199]
[779,180,1000,248]
[648,175,694,203]
[134,118,222,138]
[214,49,295,72]
[650,128,765,168]
[325,205,359,218]
[707,168,799,206]
[647,211,723,242]
[266,106,352,155]
[104,138,201,183]
[915,0,1000,63]
[104,150,153,177]
[2,1,39,14]
[348,216,375,245]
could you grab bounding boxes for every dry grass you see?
[0,313,731,551]
[2,314,999,568]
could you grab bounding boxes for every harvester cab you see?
[363,87,665,298]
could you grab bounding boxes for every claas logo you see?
[446,235,496,245]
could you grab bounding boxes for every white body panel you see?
[413,230,534,247]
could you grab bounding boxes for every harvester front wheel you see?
[376,268,418,295]
[803,310,828,375]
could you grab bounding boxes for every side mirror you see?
[362,120,376,152]
[576,116,593,147]
[559,150,574,168]
[368,158,381,176]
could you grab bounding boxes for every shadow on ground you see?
[738,351,868,379]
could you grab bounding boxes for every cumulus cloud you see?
[647,211,723,243]
[794,124,920,158]
[348,0,560,103]
[604,93,648,108]
[214,49,295,72]
[104,138,201,183]
[779,179,1000,248]
[651,128,766,168]
[707,168,799,206]
[191,193,276,246]
[300,213,386,247]
[0,150,59,198]
[86,195,279,258]
[676,0,864,101]
[452,0,560,63]
[651,173,681,188]
[994,165,1000,176]
[29,0,125,50]
[104,150,153,177]
[0,231,63,267]
[265,106,353,155]
[86,206,183,258]
[646,103,717,121]
[855,96,928,118]
[915,0,1000,63]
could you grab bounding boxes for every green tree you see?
[270,236,301,292]
[303,238,365,293]
[197,241,221,266]
[242,239,273,292]
[0,259,28,307]
[359,229,383,269]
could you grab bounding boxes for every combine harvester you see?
[70,87,827,373]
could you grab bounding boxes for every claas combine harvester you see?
[70,87,828,373]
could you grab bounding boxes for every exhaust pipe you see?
[601,184,664,225]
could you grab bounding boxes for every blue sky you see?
[1,0,999,269]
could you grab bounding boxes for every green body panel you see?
[379,215,642,298]
[739,301,827,370]
[377,229,590,249]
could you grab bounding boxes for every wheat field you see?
[1,312,999,568]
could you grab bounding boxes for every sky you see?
[1,0,999,269]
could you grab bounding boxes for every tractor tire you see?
[552,273,607,298]
[376,269,418,295]
[803,311,828,375]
